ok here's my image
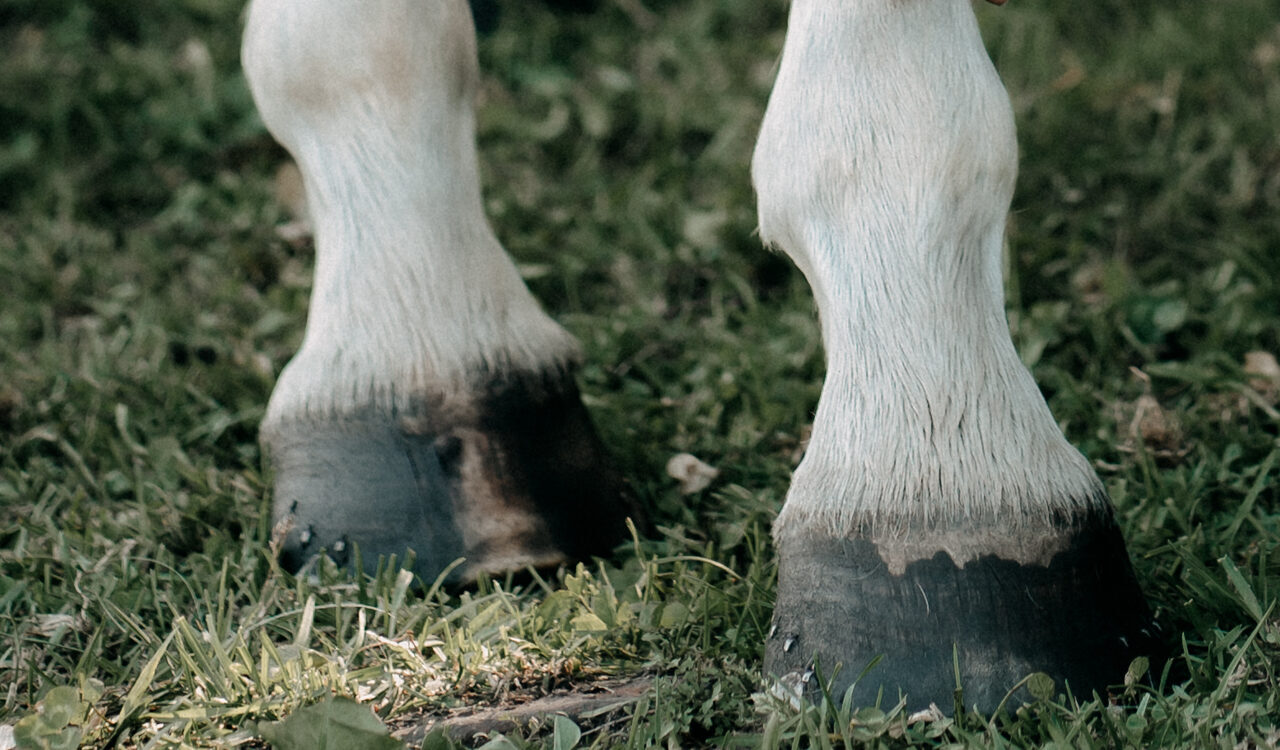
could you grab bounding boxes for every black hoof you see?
[262,371,640,585]
[766,508,1161,713]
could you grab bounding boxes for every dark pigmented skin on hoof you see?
[767,507,1161,714]
[264,371,640,585]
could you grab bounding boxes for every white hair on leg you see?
[753,0,1105,554]
[759,3,1158,709]
[240,0,635,584]
[242,0,579,427]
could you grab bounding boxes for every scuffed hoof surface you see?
[766,509,1161,713]
[263,372,638,585]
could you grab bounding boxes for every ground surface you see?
[1,0,1279,747]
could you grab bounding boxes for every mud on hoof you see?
[766,508,1161,714]
[262,371,639,585]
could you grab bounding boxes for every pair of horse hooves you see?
[263,377,1160,713]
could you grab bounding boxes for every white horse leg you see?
[753,0,1157,710]
[242,0,637,582]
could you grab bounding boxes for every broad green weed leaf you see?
[257,697,404,750]
[1125,713,1148,739]
[570,613,607,632]
[475,736,521,750]
[13,717,80,750]
[47,728,80,750]
[552,715,581,750]
[78,678,104,707]
[852,706,886,725]
[658,602,689,628]
[13,714,52,749]
[1026,672,1055,702]
[39,687,81,730]
[419,727,456,750]
[1125,656,1150,687]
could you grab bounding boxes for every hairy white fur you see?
[243,0,1106,535]
[753,0,1105,535]
[242,0,578,424]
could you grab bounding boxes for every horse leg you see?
[752,0,1158,711]
[242,0,637,583]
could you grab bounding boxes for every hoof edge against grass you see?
[767,507,1161,713]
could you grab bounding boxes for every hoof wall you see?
[767,510,1161,713]
[264,375,638,584]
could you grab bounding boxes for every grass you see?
[1,0,1278,746]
